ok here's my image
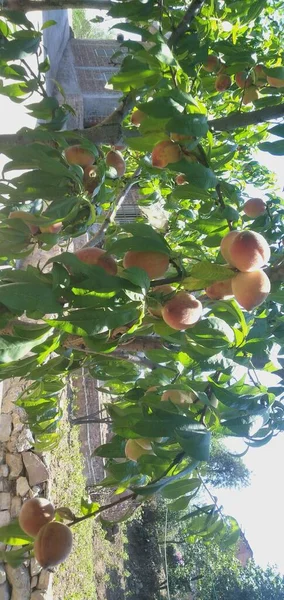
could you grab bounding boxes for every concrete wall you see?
[54,38,122,128]
[42,9,71,97]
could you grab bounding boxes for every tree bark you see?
[1,103,284,153]
[168,0,206,48]
[5,0,112,10]
[209,103,284,132]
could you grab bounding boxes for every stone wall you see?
[0,379,53,600]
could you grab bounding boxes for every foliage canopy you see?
[0,0,283,575]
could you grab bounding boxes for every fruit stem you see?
[215,183,233,231]
[82,171,141,249]
[149,273,184,287]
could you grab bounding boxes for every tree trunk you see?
[5,0,112,10]
[1,103,284,152]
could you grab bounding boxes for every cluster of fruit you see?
[74,246,202,330]
[132,109,194,169]
[65,144,126,195]
[72,224,271,328]
[207,229,271,310]
[18,498,73,568]
[203,55,284,104]
[7,145,127,236]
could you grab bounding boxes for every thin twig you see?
[21,59,47,98]
[69,492,136,527]
[215,183,233,231]
[168,0,206,48]
[82,171,141,249]
[164,506,171,600]
[149,452,186,486]
[149,273,185,287]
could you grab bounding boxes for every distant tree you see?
[203,439,251,489]
[72,8,116,39]
[164,539,284,599]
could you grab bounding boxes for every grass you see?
[49,396,96,600]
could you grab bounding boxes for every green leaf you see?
[41,19,57,29]
[80,497,100,516]
[47,305,139,336]
[1,34,41,61]
[268,124,284,138]
[121,223,169,246]
[133,460,199,496]
[0,520,33,546]
[94,436,126,458]
[166,114,208,138]
[263,66,284,80]
[190,262,235,282]
[89,356,139,382]
[26,97,59,119]
[161,477,200,499]
[0,545,33,568]
[0,282,61,315]
[122,267,150,293]
[138,96,183,119]
[167,496,192,512]
[1,9,33,28]
[0,333,50,363]
[221,516,240,548]
[169,161,217,190]
[190,317,235,346]
[108,236,170,256]
[259,141,284,156]
[171,184,210,201]
[176,429,211,461]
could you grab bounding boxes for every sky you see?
[0,8,284,575]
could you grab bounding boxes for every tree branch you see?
[210,103,284,132]
[82,170,141,249]
[0,93,137,154]
[168,0,206,48]
[2,103,284,153]
[5,0,112,10]
[69,492,136,527]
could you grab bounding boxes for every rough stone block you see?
[6,454,23,480]
[30,558,41,577]
[16,428,34,453]
[0,494,11,511]
[11,497,22,519]
[0,564,6,585]
[6,563,30,600]
[31,575,38,589]
[0,416,12,443]
[0,466,8,479]
[22,453,49,487]
[11,413,23,435]
[0,512,10,527]
[38,569,53,591]
[0,580,10,600]
[16,477,30,497]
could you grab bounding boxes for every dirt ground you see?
[51,376,166,600]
